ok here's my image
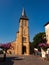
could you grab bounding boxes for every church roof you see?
[20,8,28,20]
[44,22,49,26]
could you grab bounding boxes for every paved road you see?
[0,55,49,65]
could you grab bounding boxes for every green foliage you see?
[30,32,47,54]
[29,42,34,54]
[32,32,46,48]
[30,32,46,54]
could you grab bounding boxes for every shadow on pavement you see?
[0,58,14,65]
[0,56,24,65]
[6,56,24,60]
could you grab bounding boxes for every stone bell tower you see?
[15,8,30,55]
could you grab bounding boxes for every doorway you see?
[22,46,26,54]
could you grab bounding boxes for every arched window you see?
[22,37,26,42]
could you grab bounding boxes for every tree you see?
[32,32,46,49]
[0,43,11,61]
[0,43,11,52]
[29,42,34,54]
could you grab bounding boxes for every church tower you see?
[15,8,30,55]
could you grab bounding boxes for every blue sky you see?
[0,0,49,43]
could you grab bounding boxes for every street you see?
[0,55,49,65]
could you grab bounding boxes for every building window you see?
[22,37,26,42]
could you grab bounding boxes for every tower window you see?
[22,37,26,42]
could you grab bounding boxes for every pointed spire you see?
[22,8,26,17]
[20,8,28,20]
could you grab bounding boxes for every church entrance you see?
[22,46,26,54]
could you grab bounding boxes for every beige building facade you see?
[45,22,49,44]
[8,8,30,55]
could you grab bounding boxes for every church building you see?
[7,8,30,55]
